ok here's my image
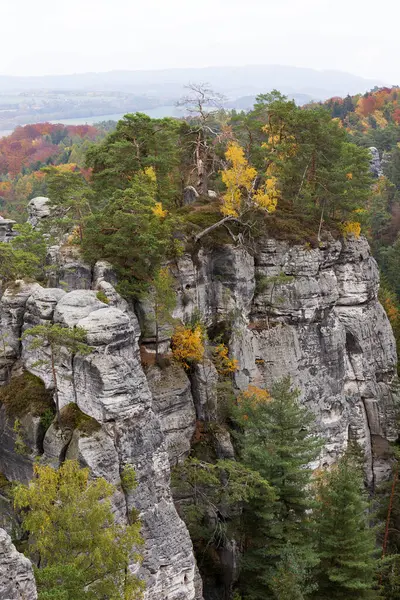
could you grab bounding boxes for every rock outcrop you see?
[0,218,17,244]
[0,528,37,600]
[0,231,398,599]
[369,146,383,178]
[27,196,51,227]
[0,282,200,600]
[171,236,398,485]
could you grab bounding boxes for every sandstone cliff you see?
[0,201,398,598]
[170,236,398,485]
[0,528,37,600]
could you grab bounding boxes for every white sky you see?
[2,0,399,82]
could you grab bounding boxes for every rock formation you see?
[0,528,37,600]
[0,218,17,244]
[0,280,200,599]
[27,196,51,227]
[170,236,398,485]
[0,218,398,597]
[369,146,383,178]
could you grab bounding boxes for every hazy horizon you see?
[2,0,399,83]
[0,62,388,83]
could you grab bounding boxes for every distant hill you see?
[0,64,385,101]
[226,92,315,110]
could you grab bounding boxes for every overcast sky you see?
[2,0,399,82]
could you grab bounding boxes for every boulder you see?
[27,196,51,227]
[0,528,37,600]
[183,186,199,205]
[369,146,383,178]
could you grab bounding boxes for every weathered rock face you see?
[0,218,17,244]
[0,528,37,600]
[0,281,200,600]
[27,196,51,227]
[369,146,383,178]
[0,233,398,599]
[47,244,93,291]
[147,364,196,464]
[171,236,398,485]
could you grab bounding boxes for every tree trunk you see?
[195,216,235,242]
[50,351,60,423]
[196,132,208,196]
[155,320,159,365]
[382,465,399,559]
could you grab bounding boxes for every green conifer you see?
[313,451,378,599]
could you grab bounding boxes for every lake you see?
[0,105,185,137]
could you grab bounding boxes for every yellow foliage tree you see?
[221,143,257,217]
[239,385,271,405]
[195,142,277,242]
[152,202,168,218]
[342,220,361,238]
[212,343,239,376]
[221,142,278,218]
[171,325,205,369]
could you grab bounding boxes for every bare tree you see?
[177,83,226,195]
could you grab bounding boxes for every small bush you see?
[171,325,205,369]
[255,273,270,294]
[0,372,54,419]
[96,290,110,304]
[121,464,138,492]
[212,343,239,376]
[13,419,30,455]
[58,403,101,436]
[40,408,55,431]
[0,472,10,492]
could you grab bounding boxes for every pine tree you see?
[146,266,176,363]
[81,170,174,299]
[22,324,91,421]
[13,460,144,600]
[234,377,322,599]
[313,451,378,599]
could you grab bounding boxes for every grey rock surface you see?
[27,196,51,227]
[0,528,37,600]
[369,146,383,178]
[147,364,196,464]
[0,218,17,243]
[172,236,398,485]
[47,244,92,291]
[2,281,200,600]
[0,232,398,599]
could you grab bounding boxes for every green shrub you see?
[0,372,54,419]
[40,408,55,431]
[121,464,138,492]
[96,290,110,304]
[58,403,101,436]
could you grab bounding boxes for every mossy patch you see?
[0,371,55,420]
[58,403,101,436]
[96,290,110,304]
[0,472,12,500]
[179,196,342,250]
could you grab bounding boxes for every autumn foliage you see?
[0,123,98,177]
[171,325,205,369]
[239,385,271,405]
[221,142,278,218]
[212,343,239,375]
[0,122,101,218]
[342,220,362,238]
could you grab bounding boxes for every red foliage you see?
[393,108,400,125]
[356,94,376,116]
[0,123,99,177]
[66,125,98,139]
